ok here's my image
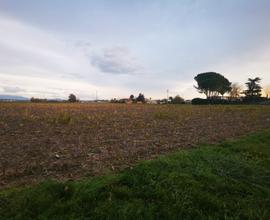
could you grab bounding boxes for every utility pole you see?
[95,90,98,102]
[166,89,169,100]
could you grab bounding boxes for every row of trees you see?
[194,72,268,102]
[110,93,185,104]
[30,94,78,103]
[129,93,146,103]
[30,73,268,104]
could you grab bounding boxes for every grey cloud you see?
[75,40,91,48]
[74,40,92,57]
[3,86,25,93]
[91,47,142,75]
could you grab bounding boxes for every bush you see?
[48,112,72,124]
[30,97,48,103]
[170,95,185,104]
[191,98,242,105]
[242,96,268,104]
[191,98,210,105]
[154,111,174,120]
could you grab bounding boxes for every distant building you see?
[185,100,192,104]
[145,99,158,104]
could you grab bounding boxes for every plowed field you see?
[1,103,270,188]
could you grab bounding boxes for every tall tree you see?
[194,72,231,99]
[244,77,262,98]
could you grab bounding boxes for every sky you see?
[0,0,270,100]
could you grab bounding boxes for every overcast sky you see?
[0,0,270,100]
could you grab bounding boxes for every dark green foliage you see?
[30,97,48,103]
[1,130,270,219]
[243,96,268,104]
[169,95,185,104]
[129,94,135,101]
[136,93,145,103]
[243,77,263,102]
[68,94,77,103]
[192,98,209,105]
[194,72,232,99]
[244,77,262,97]
[191,98,242,105]
[110,98,125,103]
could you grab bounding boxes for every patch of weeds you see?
[59,112,72,124]
[154,111,175,120]
[48,112,73,125]
[21,109,36,122]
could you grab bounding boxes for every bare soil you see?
[1,103,270,189]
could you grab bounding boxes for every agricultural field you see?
[0,103,270,188]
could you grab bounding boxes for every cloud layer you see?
[0,0,270,100]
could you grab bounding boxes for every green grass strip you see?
[1,129,270,219]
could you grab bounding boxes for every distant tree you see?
[194,72,231,99]
[136,93,145,103]
[30,97,36,102]
[229,83,242,99]
[30,97,47,103]
[129,94,135,101]
[171,95,185,104]
[244,77,262,98]
[110,98,117,103]
[68,94,77,102]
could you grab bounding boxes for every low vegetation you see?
[1,129,269,219]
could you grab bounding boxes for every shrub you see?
[48,112,72,124]
[191,98,242,105]
[170,95,185,104]
[154,111,174,120]
[242,96,268,104]
[57,112,72,124]
[191,98,209,105]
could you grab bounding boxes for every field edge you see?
[0,128,270,219]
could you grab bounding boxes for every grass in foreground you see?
[1,130,270,220]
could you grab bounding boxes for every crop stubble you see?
[0,103,270,188]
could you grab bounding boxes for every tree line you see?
[193,72,269,104]
[29,72,269,104]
